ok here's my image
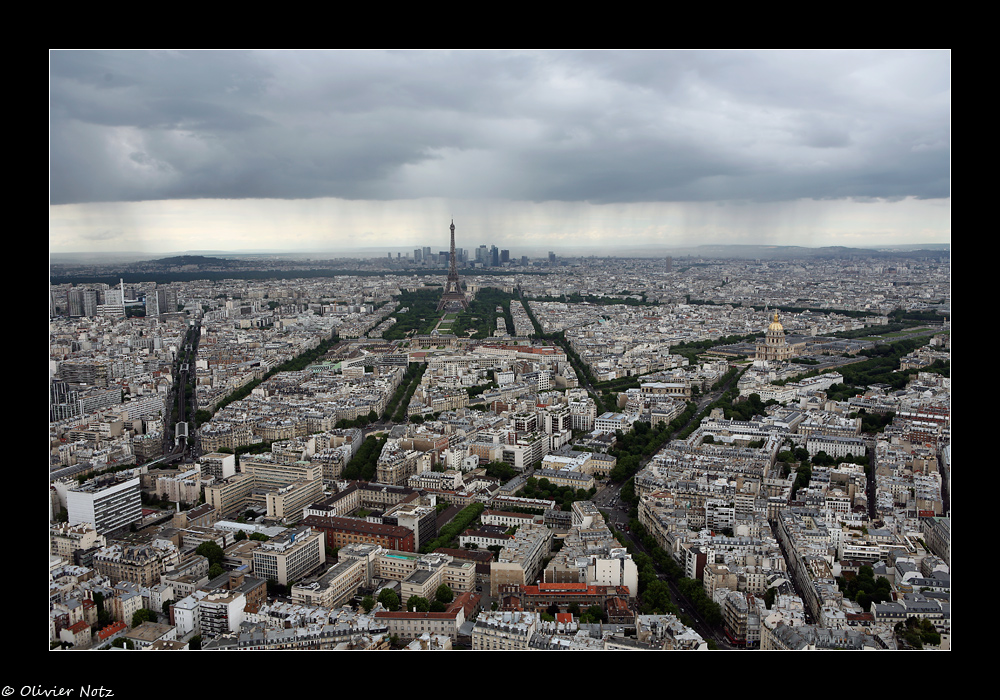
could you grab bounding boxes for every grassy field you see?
[869,327,931,340]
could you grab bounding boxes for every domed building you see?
[755,311,793,363]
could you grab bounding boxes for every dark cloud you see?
[49,49,950,206]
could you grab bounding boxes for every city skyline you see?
[50,50,950,256]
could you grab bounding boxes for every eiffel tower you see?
[437,219,470,311]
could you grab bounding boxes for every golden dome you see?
[767,311,783,333]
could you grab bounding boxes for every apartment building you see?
[50,522,106,563]
[569,399,597,431]
[383,502,438,552]
[303,485,362,519]
[310,447,350,482]
[93,542,180,587]
[66,476,141,535]
[197,452,237,480]
[241,457,323,491]
[155,466,204,504]
[399,555,450,602]
[291,556,368,609]
[490,524,553,595]
[440,558,477,595]
[459,528,513,549]
[722,590,761,647]
[481,510,544,529]
[212,569,267,615]
[123,621,177,650]
[375,608,465,642]
[252,526,326,586]
[703,562,739,601]
[589,551,639,598]
[640,382,691,400]
[506,582,626,612]
[921,516,951,566]
[533,467,595,492]
[199,590,247,637]
[409,469,464,491]
[805,434,867,460]
[301,514,416,552]
[472,610,538,650]
[204,473,256,520]
[354,481,420,511]
[595,412,629,434]
[266,479,324,523]
[376,447,422,486]
[502,431,550,471]
[199,422,255,453]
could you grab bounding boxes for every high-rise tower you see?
[438,220,470,311]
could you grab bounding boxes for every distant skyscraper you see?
[438,220,470,311]
[103,286,123,307]
[69,288,97,317]
[666,256,672,272]
[147,288,178,317]
[500,249,509,264]
[146,290,160,317]
[548,251,556,265]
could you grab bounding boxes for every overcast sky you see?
[49,49,950,256]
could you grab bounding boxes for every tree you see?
[579,604,607,624]
[407,595,431,612]
[434,584,454,605]
[131,608,157,628]
[195,541,225,567]
[485,461,515,482]
[362,595,376,613]
[93,591,111,628]
[378,588,400,611]
[209,563,225,579]
[586,605,607,623]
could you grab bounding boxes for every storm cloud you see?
[50,50,950,208]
